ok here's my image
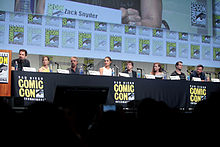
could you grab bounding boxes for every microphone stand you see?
[83,64,93,75]
[114,64,119,77]
[55,62,60,69]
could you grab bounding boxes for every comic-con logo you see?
[190,85,206,105]
[47,3,65,16]
[0,53,9,83]
[18,76,46,101]
[113,81,135,103]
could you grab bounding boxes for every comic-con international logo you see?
[190,85,206,105]
[113,81,135,103]
[18,76,46,101]
[47,3,65,16]
[0,53,9,83]
[47,3,79,17]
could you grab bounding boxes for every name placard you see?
[170,76,180,80]
[145,74,155,79]
[192,77,201,81]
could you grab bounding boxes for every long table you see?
[11,71,220,109]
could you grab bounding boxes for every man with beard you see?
[170,61,186,80]
[12,49,30,71]
[67,56,80,74]
[190,64,207,82]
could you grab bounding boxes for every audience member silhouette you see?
[1,91,219,146]
[23,102,84,146]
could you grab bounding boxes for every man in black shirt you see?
[67,56,80,74]
[12,49,30,71]
[123,61,137,78]
[170,61,186,80]
[190,64,206,81]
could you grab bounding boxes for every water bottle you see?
[164,73,167,80]
[187,73,190,81]
[15,61,18,71]
[79,66,84,75]
[137,72,141,78]
[112,68,115,76]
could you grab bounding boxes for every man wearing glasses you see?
[170,61,186,80]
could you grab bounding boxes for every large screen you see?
[0,0,219,68]
[0,0,213,35]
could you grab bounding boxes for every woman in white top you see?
[99,56,112,76]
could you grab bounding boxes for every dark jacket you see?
[12,58,30,71]
[123,70,137,78]
[67,67,80,74]
[170,71,186,80]
[190,70,206,81]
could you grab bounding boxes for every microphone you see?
[161,68,167,73]
[114,64,119,69]
[187,70,193,73]
[114,64,119,76]
[124,67,128,72]
[54,62,60,69]
[205,72,211,75]
[87,63,93,68]
[186,69,193,73]
[137,68,142,71]
[83,63,93,67]
[83,63,93,75]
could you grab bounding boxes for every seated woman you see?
[99,56,112,76]
[150,62,164,79]
[38,56,52,72]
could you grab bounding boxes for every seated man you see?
[190,64,206,81]
[123,61,137,78]
[12,49,30,71]
[170,61,186,80]
[67,56,80,74]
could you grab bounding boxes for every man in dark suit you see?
[11,49,30,71]
[123,61,137,78]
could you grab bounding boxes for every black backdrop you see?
[11,71,220,109]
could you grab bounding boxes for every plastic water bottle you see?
[137,72,141,78]
[79,66,84,75]
[112,68,115,76]
[15,61,18,71]
[164,73,167,80]
[187,73,190,81]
